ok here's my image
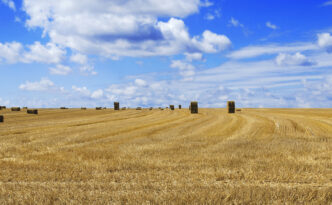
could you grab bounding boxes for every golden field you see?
[0,108,331,204]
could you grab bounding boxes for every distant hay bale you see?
[81,107,87,110]
[27,109,38,115]
[166,107,169,109]
[11,107,21,111]
[60,107,68,109]
[0,106,6,110]
[136,107,142,110]
[114,102,120,110]
[96,107,102,110]
[0,115,3,123]
[23,107,28,109]
[190,101,198,114]
[170,105,174,110]
[149,107,153,110]
[227,101,235,113]
[121,107,126,110]
[236,109,241,112]
[179,105,182,109]
[103,107,107,110]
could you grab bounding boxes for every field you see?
[0,108,331,204]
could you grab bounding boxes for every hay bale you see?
[236,109,241,112]
[23,107,28,109]
[179,105,182,109]
[170,105,174,110]
[0,106,6,110]
[121,107,126,110]
[114,102,120,110]
[227,101,235,113]
[27,109,38,115]
[81,107,87,110]
[0,115,3,123]
[60,107,67,109]
[136,107,142,110]
[96,107,102,110]
[103,107,107,110]
[190,101,198,114]
[149,107,153,110]
[11,107,21,111]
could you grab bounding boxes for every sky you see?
[0,0,331,108]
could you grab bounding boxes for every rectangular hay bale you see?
[179,105,182,109]
[114,102,120,110]
[11,107,21,111]
[190,101,198,114]
[96,107,102,110]
[170,105,174,110]
[0,115,3,123]
[227,101,235,113]
[27,109,38,115]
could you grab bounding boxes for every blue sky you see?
[0,0,331,108]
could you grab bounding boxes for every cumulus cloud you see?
[1,0,16,11]
[72,86,90,96]
[22,42,65,64]
[79,65,97,75]
[171,60,196,80]
[19,78,55,91]
[21,0,230,58]
[275,52,315,66]
[0,41,65,64]
[49,64,72,75]
[185,52,203,61]
[70,53,88,64]
[91,89,104,99]
[135,79,147,86]
[0,42,22,63]
[266,22,277,30]
[317,33,332,52]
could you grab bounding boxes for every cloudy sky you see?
[0,0,331,108]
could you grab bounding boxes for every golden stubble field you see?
[0,108,331,204]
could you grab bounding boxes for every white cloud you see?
[227,43,318,59]
[91,89,104,99]
[317,33,332,52]
[79,65,97,75]
[229,17,243,28]
[22,42,65,64]
[135,79,147,86]
[0,42,22,63]
[0,41,65,64]
[19,78,55,91]
[275,52,315,66]
[49,64,72,75]
[193,30,231,53]
[205,13,215,20]
[322,0,332,6]
[266,21,277,30]
[1,0,16,11]
[185,52,203,61]
[171,60,196,80]
[70,53,87,64]
[21,1,230,58]
[72,86,90,96]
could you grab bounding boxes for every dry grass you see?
[0,108,331,204]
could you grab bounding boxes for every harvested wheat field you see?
[0,108,331,204]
